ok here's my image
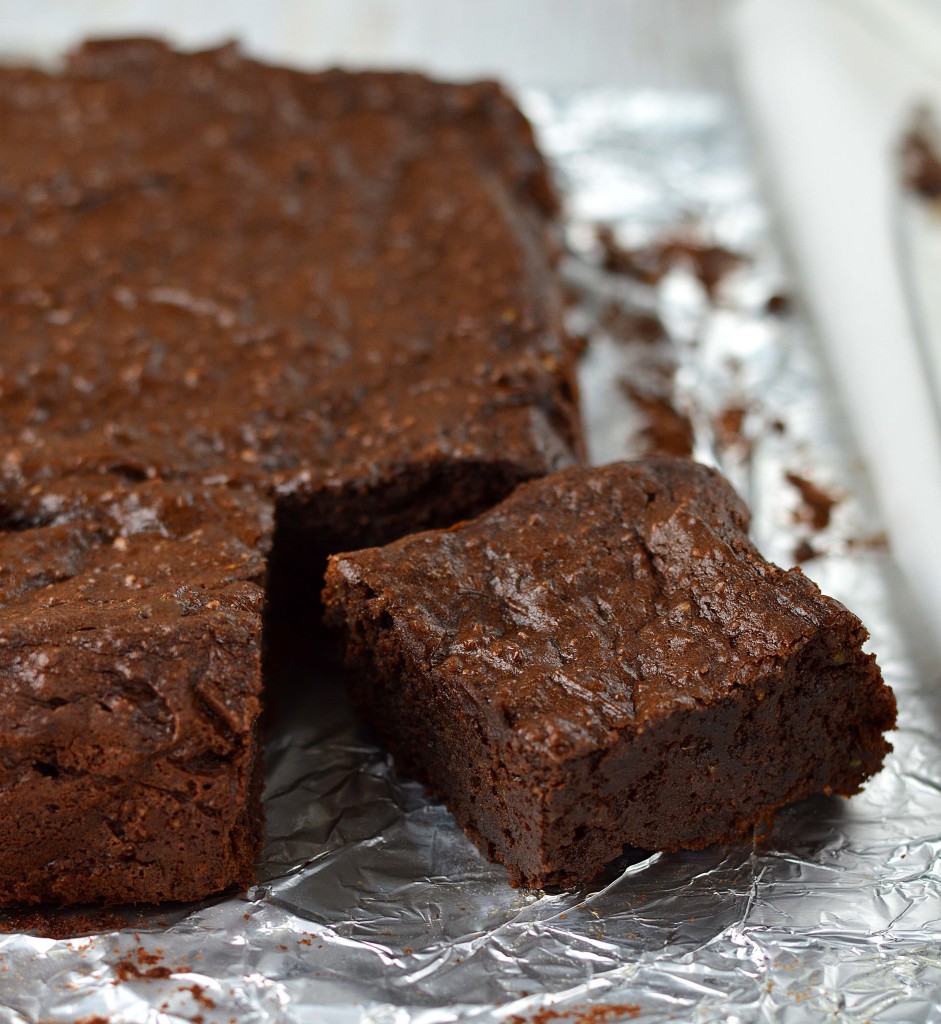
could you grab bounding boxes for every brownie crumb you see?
[793,539,820,564]
[186,983,216,1009]
[597,226,744,298]
[848,532,889,551]
[900,108,941,200]
[765,292,791,316]
[619,380,695,458]
[601,302,666,346]
[133,945,166,967]
[41,1018,111,1024]
[568,331,590,357]
[714,403,751,453]
[508,1003,641,1024]
[113,958,175,981]
[786,472,839,531]
[596,226,666,283]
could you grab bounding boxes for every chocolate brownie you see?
[900,108,941,200]
[0,482,272,905]
[323,459,897,887]
[0,39,580,540]
[0,39,583,905]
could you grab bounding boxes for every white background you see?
[0,0,729,91]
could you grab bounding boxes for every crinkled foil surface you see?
[3,87,941,1024]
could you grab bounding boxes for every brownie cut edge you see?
[322,458,898,888]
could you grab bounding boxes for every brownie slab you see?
[323,458,897,887]
[0,39,583,905]
[0,481,272,905]
[0,39,580,527]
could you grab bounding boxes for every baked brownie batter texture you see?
[324,459,897,887]
[0,40,582,904]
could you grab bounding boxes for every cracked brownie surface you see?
[0,482,272,905]
[324,458,897,887]
[0,38,582,905]
[0,39,579,511]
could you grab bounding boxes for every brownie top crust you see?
[0,480,270,616]
[325,458,883,761]
[0,38,585,907]
[0,38,580,515]
[0,481,272,750]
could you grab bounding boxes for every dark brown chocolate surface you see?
[324,458,897,887]
[0,39,580,512]
[0,482,272,905]
[0,39,583,906]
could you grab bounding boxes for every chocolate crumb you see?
[601,302,665,346]
[714,403,750,453]
[135,945,164,967]
[568,331,590,357]
[508,1004,641,1024]
[597,226,667,284]
[785,472,839,531]
[900,109,941,200]
[41,1018,111,1024]
[113,958,174,981]
[620,380,695,458]
[679,241,744,298]
[186,983,216,1009]
[597,226,744,298]
[793,539,819,564]
[847,532,889,552]
[765,292,791,315]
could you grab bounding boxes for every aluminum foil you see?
[3,87,941,1024]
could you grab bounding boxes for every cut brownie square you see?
[0,482,272,905]
[323,458,897,887]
